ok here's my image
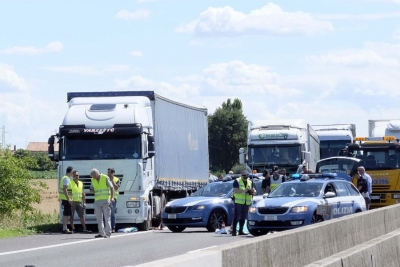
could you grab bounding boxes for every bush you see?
[0,150,47,216]
[31,171,58,179]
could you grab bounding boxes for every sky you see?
[1,0,400,149]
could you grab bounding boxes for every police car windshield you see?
[191,182,232,197]
[268,182,323,198]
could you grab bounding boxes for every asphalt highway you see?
[0,227,254,267]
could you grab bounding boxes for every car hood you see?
[166,196,232,207]
[257,197,324,208]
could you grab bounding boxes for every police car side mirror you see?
[263,193,269,199]
[323,192,336,198]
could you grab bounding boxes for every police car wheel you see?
[249,229,267,236]
[167,226,186,232]
[311,213,323,224]
[206,210,226,232]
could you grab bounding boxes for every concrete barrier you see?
[305,229,400,267]
[136,204,400,267]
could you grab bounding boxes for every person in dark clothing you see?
[261,170,271,193]
[232,170,257,236]
[355,172,370,210]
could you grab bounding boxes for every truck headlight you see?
[291,206,308,213]
[392,194,400,199]
[193,205,205,210]
[249,207,256,213]
[126,201,140,208]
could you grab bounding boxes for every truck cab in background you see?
[239,119,320,175]
[312,124,356,160]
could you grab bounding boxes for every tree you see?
[13,149,55,171]
[0,149,47,216]
[208,98,247,173]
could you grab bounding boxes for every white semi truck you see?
[312,124,356,160]
[48,91,209,231]
[239,119,320,174]
[369,119,400,139]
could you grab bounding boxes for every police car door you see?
[331,181,354,218]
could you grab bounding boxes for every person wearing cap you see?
[232,170,257,236]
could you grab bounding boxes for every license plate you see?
[168,214,177,219]
[265,215,277,221]
[371,195,380,200]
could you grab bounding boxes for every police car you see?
[162,180,235,232]
[247,173,367,236]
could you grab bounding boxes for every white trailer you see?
[369,120,400,139]
[48,91,209,231]
[239,119,320,174]
[312,124,356,160]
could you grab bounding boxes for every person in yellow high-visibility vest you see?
[59,166,74,234]
[107,168,120,233]
[70,170,92,234]
[90,168,115,238]
[232,170,256,236]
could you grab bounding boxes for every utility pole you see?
[1,125,5,149]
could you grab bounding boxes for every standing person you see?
[107,168,120,233]
[270,170,286,192]
[357,166,372,209]
[261,170,271,193]
[90,168,115,238]
[232,170,256,236]
[70,170,92,233]
[59,166,74,234]
[355,171,371,210]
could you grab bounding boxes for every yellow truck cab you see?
[344,136,400,208]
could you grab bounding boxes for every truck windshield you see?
[60,135,141,160]
[350,147,400,170]
[316,158,359,175]
[320,140,349,159]
[248,145,301,166]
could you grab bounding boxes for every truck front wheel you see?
[138,211,151,231]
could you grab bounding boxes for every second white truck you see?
[239,119,320,174]
[312,124,356,160]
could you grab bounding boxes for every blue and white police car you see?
[162,180,235,232]
[247,173,367,236]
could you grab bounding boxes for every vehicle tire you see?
[152,194,166,227]
[138,211,151,231]
[167,226,186,232]
[249,229,267,236]
[311,212,324,224]
[206,210,226,232]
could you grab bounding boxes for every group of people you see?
[59,166,120,238]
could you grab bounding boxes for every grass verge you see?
[0,211,60,239]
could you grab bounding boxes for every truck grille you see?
[164,207,187,213]
[372,185,390,190]
[79,175,124,190]
[258,207,289,214]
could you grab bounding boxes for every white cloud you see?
[115,9,150,20]
[130,50,143,57]
[393,28,400,39]
[1,41,63,55]
[43,65,133,75]
[0,63,27,90]
[307,49,400,67]
[316,12,400,20]
[176,3,334,36]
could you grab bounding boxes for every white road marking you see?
[0,231,149,256]
[187,245,217,254]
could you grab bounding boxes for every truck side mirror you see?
[48,136,55,161]
[239,147,245,164]
[147,135,155,159]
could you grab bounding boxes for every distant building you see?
[26,142,59,153]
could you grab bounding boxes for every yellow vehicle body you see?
[349,136,400,209]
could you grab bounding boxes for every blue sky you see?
[1,0,400,149]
